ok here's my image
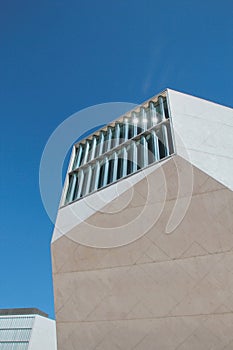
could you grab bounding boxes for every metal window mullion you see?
[141,135,148,168]
[131,112,138,137]
[102,157,109,187]
[140,107,147,131]
[161,124,169,156]
[121,147,127,177]
[166,121,174,154]
[132,141,137,173]
[106,127,112,152]
[114,123,120,148]
[111,152,118,183]
[98,132,104,156]
[124,119,129,141]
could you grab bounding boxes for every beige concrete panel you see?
[170,252,233,316]
[51,235,78,274]
[86,204,143,228]
[132,155,225,205]
[56,314,233,350]
[52,231,169,275]
[52,155,230,248]
[52,181,233,274]
[148,188,233,259]
[56,321,112,350]
[54,251,232,325]
[65,200,165,249]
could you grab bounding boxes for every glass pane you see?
[73,144,84,170]
[157,124,169,159]
[138,107,147,133]
[90,162,100,193]
[148,101,158,127]
[117,148,126,180]
[96,132,104,157]
[81,141,90,165]
[65,173,76,204]
[127,141,137,175]
[137,135,148,169]
[113,123,120,148]
[111,152,118,183]
[146,130,159,164]
[80,167,92,197]
[74,170,84,199]
[88,136,97,162]
[105,127,113,153]
[123,117,129,141]
[98,158,109,189]
[158,95,166,122]
[64,96,173,204]
[131,111,139,137]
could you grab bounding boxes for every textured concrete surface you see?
[52,156,233,349]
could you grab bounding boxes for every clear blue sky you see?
[1,0,232,319]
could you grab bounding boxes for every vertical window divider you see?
[114,123,120,148]
[112,152,118,183]
[122,147,127,177]
[102,157,109,187]
[132,140,137,173]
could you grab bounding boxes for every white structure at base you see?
[0,308,57,350]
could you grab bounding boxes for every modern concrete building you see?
[52,89,233,349]
[0,308,57,350]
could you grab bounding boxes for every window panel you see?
[113,123,120,148]
[88,136,97,162]
[81,141,90,165]
[63,95,173,205]
[73,144,84,170]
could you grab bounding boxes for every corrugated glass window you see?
[64,94,174,205]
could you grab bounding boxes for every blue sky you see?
[1,0,232,319]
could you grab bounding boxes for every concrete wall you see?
[52,156,233,349]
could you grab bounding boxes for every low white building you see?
[0,308,57,350]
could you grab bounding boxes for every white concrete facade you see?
[168,89,233,191]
